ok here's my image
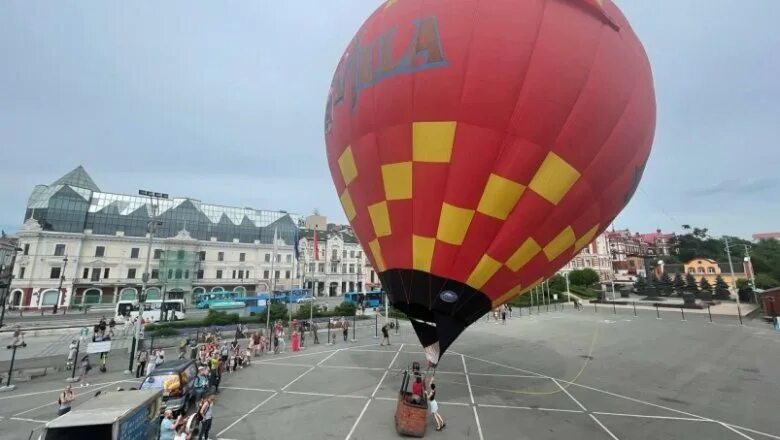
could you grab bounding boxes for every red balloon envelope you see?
[325,0,656,363]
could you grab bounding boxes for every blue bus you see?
[237,293,270,316]
[272,289,312,304]
[344,290,383,308]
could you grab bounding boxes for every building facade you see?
[607,229,649,278]
[9,166,304,309]
[558,232,613,280]
[297,214,378,297]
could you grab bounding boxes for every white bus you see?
[115,299,186,323]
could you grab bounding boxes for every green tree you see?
[548,274,567,292]
[658,272,673,296]
[334,301,357,317]
[673,273,686,296]
[684,272,699,294]
[644,276,660,298]
[569,268,600,287]
[713,275,730,300]
[268,302,289,322]
[294,303,325,320]
[698,278,713,300]
[755,273,780,290]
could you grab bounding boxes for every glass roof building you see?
[25,166,302,244]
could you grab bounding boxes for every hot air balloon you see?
[325,0,656,365]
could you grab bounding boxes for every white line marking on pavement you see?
[461,355,475,405]
[0,379,139,401]
[559,380,711,421]
[215,392,278,437]
[591,412,707,422]
[321,365,386,371]
[281,366,316,391]
[220,386,276,393]
[316,349,341,367]
[251,361,313,368]
[283,390,368,399]
[552,378,586,411]
[10,416,49,423]
[13,381,123,417]
[467,372,543,378]
[726,423,780,440]
[462,355,484,440]
[456,353,546,377]
[343,344,403,440]
[589,414,620,440]
[721,423,757,440]
[478,403,584,413]
[721,424,780,440]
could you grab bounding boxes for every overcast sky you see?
[1,0,778,239]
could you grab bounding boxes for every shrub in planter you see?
[203,310,240,325]
[151,326,179,338]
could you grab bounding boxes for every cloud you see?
[688,178,779,197]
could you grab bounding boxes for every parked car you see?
[140,359,197,416]
[296,296,315,304]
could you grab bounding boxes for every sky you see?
[1,0,779,239]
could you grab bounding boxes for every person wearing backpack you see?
[197,394,215,440]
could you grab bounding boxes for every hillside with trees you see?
[658,226,780,290]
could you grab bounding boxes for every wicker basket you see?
[395,392,428,437]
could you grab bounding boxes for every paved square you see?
[0,310,777,440]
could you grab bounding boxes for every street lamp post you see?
[564,271,571,304]
[0,247,22,329]
[52,255,69,315]
[723,237,743,323]
[127,189,167,375]
[743,245,759,306]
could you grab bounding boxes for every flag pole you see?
[266,227,278,333]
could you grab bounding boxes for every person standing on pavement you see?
[342,319,349,342]
[380,323,390,346]
[159,409,185,440]
[57,385,75,416]
[79,355,92,387]
[428,383,445,431]
[66,340,78,370]
[197,394,215,440]
[311,320,319,345]
[136,348,148,378]
[146,350,157,377]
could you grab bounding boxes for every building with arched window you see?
[9,166,306,309]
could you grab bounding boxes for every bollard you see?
[680,307,686,321]
[3,344,19,390]
[612,302,617,314]
[126,336,137,374]
[554,302,557,312]
[395,317,399,335]
[707,305,713,323]
[594,302,598,313]
[375,315,378,338]
[352,314,357,341]
[328,321,332,345]
[632,301,637,317]
[71,340,80,380]
[655,304,661,319]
